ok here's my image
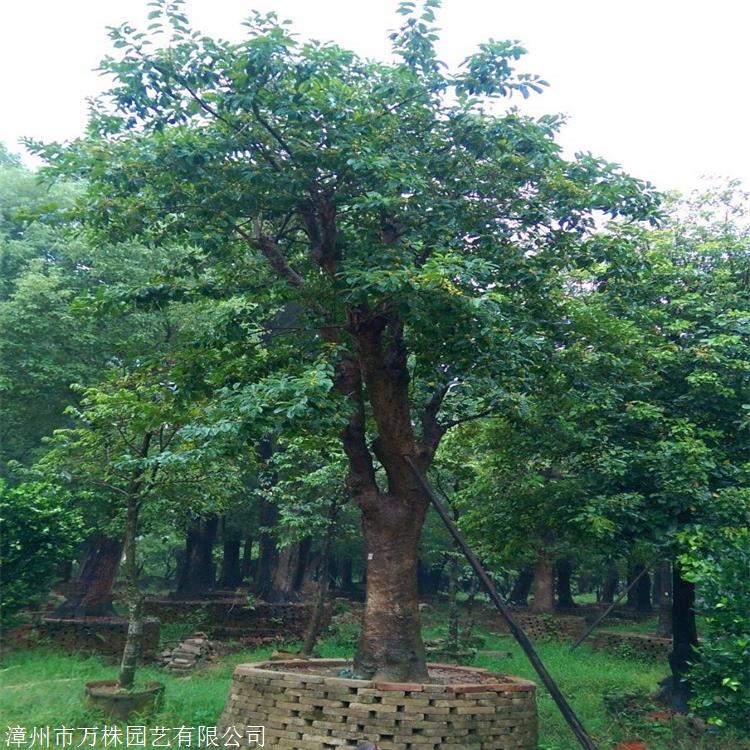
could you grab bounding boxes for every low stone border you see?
[555,604,652,622]
[41,616,159,661]
[492,613,588,642]
[144,599,313,640]
[590,631,672,659]
[219,658,537,749]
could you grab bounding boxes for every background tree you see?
[40,365,240,688]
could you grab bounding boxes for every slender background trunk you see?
[601,564,619,604]
[300,500,338,657]
[118,499,143,690]
[556,558,576,607]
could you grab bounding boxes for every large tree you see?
[34,0,658,679]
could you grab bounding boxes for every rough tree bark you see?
[529,550,555,613]
[556,558,576,608]
[668,561,699,712]
[267,541,303,603]
[175,516,218,597]
[54,533,123,617]
[509,567,534,606]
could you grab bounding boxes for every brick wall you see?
[143,599,312,640]
[219,659,537,750]
[40,617,160,661]
[590,631,672,659]
[491,614,587,642]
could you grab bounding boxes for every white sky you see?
[1,0,748,192]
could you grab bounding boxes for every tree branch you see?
[233,222,305,288]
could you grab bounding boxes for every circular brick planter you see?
[219,659,537,749]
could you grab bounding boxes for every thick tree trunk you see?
[601,564,619,604]
[668,561,699,712]
[175,516,218,597]
[556,558,576,608]
[340,313,436,680]
[219,522,243,590]
[509,567,534,606]
[656,560,673,637]
[353,498,428,681]
[55,533,122,617]
[267,541,302,603]
[530,551,555,613]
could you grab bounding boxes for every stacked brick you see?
[590,631,672,659]
[219,659,537,750]
[40,616,159,660]
[158,631,214,671]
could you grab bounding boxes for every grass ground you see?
[1,623,746,750]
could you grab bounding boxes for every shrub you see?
[0,481,83,628]
[679,517,750,731]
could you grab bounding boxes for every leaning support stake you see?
[405,457,598,750]
[569,563,651,652]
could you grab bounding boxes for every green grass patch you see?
[1,630,747,749]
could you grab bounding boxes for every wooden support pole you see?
[405,457,599,750]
